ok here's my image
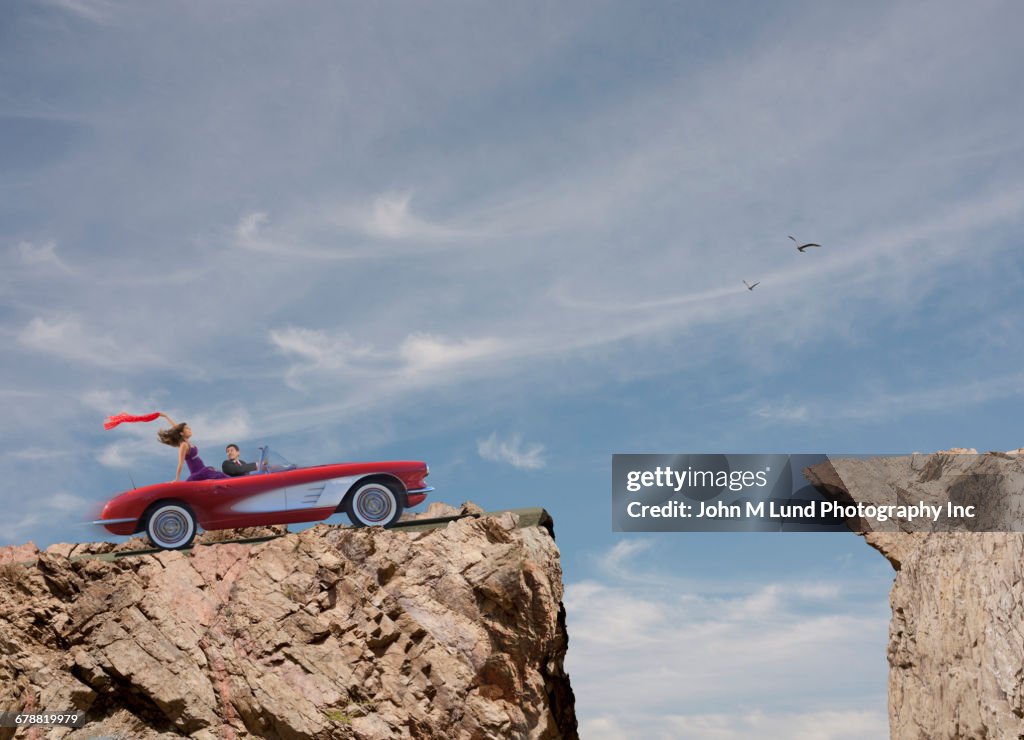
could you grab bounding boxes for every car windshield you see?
[257,446,299,473]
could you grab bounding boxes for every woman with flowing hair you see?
[156,412,230,482]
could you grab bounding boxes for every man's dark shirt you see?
[222,458,258,477]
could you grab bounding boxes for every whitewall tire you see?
[345,481,404,528]
[145,503,197,550]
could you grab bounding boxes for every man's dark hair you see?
[226,444,240,453]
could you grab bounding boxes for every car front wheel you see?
[345,481,404,528]
[145,502,197,550]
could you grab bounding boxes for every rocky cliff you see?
[806,451,1024,740]
[0,505,578,740]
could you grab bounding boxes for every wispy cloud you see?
[476,432,546,470]
[753,402,811,424]
[191,408,254,444]
[268,326,376,389]
[232,192,475,259]
[554,185,1024,324]
[232,210,353,260]
[0,490,93,543]
[598,539,655,578]
[16,316,141,368]
[0,511,43,544]
[38,0,121,24]
[235,211,268,243]
[14,241,72,272]
[352,192,469,241]
[14,315,169,370]
[751,372,1024,427]
[270,326,511,393]
[400,333,507,374]
[96,438,151,469]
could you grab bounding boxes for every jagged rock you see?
[0,542,40,565]
[195,526,290,545]
[0,506,577,739]
[806,452,1024,739]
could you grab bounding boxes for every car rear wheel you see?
[345,481,404,528]
[145,503,197,550]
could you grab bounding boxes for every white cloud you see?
[399,333,507,373]
[231,210,351,259]
[270,326,509,393]
[188,408,254,445]
[753,403,811,424]
[236,211,268,243]
[476,431,546,470]
[232,192,473,260]
[565,542,890,733]
[14,241,71,272]
[50,490,92,510]
[599,539,656,577]
[269,327,373,367]
[366,192,417,238]
[232,210,323,259]
[17,316,160,369]
[0,511,43,544]
[268,326,379,389]
[97,437,151,469]
[358,192,466,241]
[18,316,115,365]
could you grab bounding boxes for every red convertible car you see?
[93,447,432,550]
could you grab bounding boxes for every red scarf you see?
[103,412,161,430]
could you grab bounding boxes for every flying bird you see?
[789,235,821,252]
[742,280,759,291]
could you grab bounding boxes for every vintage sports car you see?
[93,447,432,550]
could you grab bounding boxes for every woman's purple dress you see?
[185,445,229,481]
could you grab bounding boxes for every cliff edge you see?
[0,506,578,739]
[806,452,1024,740]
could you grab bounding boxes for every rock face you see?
[0,508,577,739]
[805,452,1024,740]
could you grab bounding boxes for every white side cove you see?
[229,489,288,514]
[289,475,360,511]
[228,474,376,514]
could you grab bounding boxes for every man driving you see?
[222,444,258,477]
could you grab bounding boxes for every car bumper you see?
[92,517,138,535]
[406,486,434,507]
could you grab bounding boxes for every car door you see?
[203,481,289,528]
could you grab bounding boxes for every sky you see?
[3,0,1024,736]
